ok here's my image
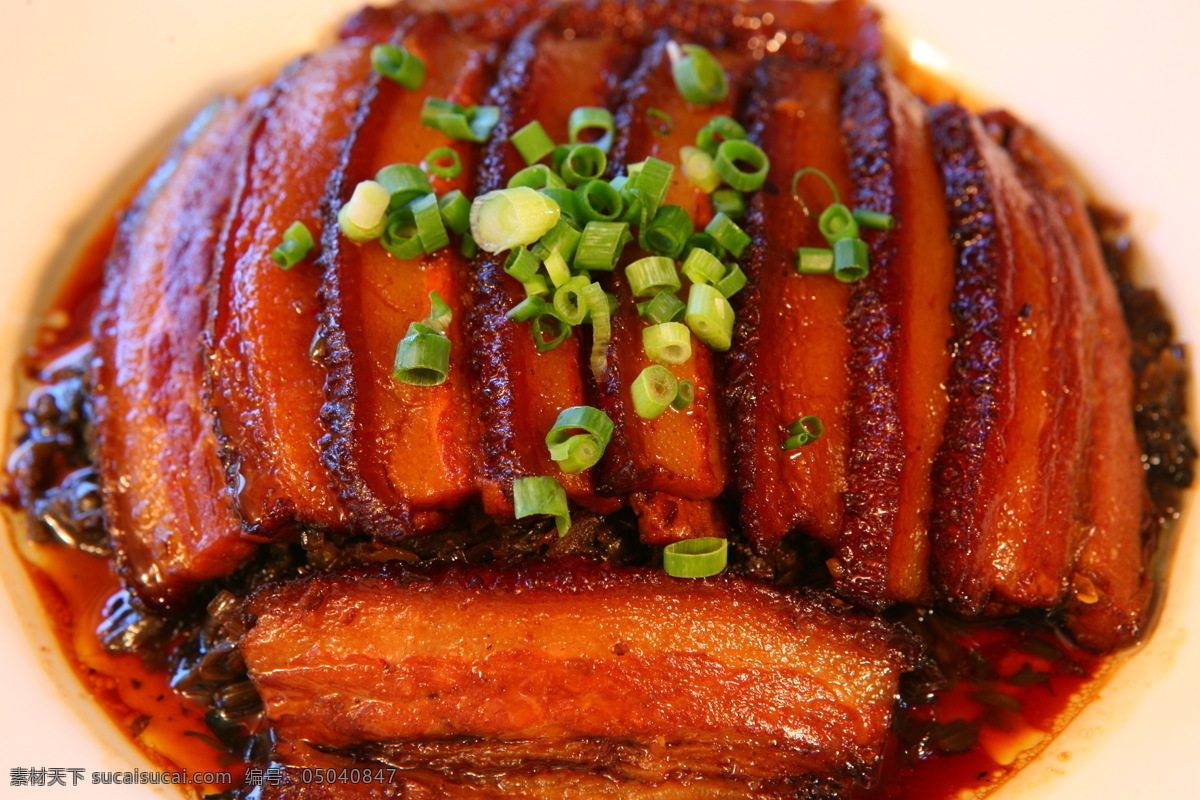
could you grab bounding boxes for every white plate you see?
[1,2,1196,798]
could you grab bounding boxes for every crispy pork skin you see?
[241,561,912,795]
[831,62,954,606]
[206,43,373,536]
[321,13,497,537]
[91,97,265,610]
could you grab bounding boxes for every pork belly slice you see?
[728,61,855,553]
[241,561,912,795]
[1004,122,1153,649]
[91,97,265,610]
[322,13,497,537]
[829,63,954,606]
[207,43,375,537]
[928,105,1090,615]
[466,21,635,518]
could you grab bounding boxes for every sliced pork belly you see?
[1003,122,1153,649]
[241,561,912,796]
[91,97,265,610]
[321,14,497,537]
[466,19,635,518]
[728,60,855,553]
[206,43,374,537]
[830,63,954,606]
[927,105,1090,615]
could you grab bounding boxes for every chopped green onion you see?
[371,43,425,90]
[540,186,583,221]
[393,330,450,386]
[790,167,840,214]
[714,140,770,192]
[470,187,561,253]
[685,283,735,351]
[512,475,571,537]
[696,115,747,156]
[683,231,726,260]
[646,107,673,136]
[679,146,721,194]
[853,207,895,230]
[705,211,751,258]
[376,163,432,209]
[548,435,604,474]
[663,537,727,577]
[712,187,746,220]
[574,180,624,222]
[640,204,693,259]
[410,193,449,253]
[532,217,581,264]
[637,290,686,324]
[574,221,630,272]
[338,180,390,242]
[561,144,607,187]
[460,233,479,259]
[631,365,678,419]
[423,146,462,180]
[568,106,615,153]
[523,274,550,297]
[833,237,869,282]
[545,405,614,473]
[681,247,725,285]
[668,42,728,106]
[532,310,572,352]
[713,264,747,298]
[437,190,471,235]
[506,294,546,322]
[271,221,314,269]
[420,97,500,143]
[551,143,571,174]
[619,189,647,228]
[543,250,572,288]
[624,157,673,218]
[783,415,824,449]
[626,256,681,297]
[582,281,611,379]
[510,120,555,165]
[643,322,693,365]
[424,290,452,333]
[672,379,695,410]
[552,275,591,325]
[818,202,859,244]
[380,208,423,259]
[508,163,566,191]
[796,246,834,274]
[504,246,539,283]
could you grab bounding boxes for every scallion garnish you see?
[508,163,566,191]
[542,250,572,288]
[532,217,582,264]
[643,322,693,366]
[380,208,422,259]
[833,237,869,282]
[582,281,611,379]
[424,290,452,333]
[663,537,727,578]
[684,231,726,260]
[638,290,686,324]
[545,405,614,474]
[681,247,725,286]
[685,283,735,351]
[513,475,571,537]
[646,107,674,136]
[423,146,462,180]
[696,115,747,156]
[461,233,479,259]
[853,207,895,230]
[818,202,859,244]
[410,193,449,253]
[504,246,539,283]
[506,294,546,322]
[641,205,693,258]
[574,180,624,223]
[371,43,425,90]
[705,211,751,258]
[552,276,591,325]
[623,157,673,219]
[568,106,615,153]
[394,295,452,387]
[532,310,572,352]
[631,365,678,419]
[511,120,555,165]
[626,256,681,297]
[271,221,314,269]
[337,180,390,242]
[790,167,841,213]
[575,221,630,272]
[560,144,608,187]
[420,97,500,143]
[713,264,747,298]
[540,186,583,221]
[523,274,550,298]
[783,415,824,449]
[796,246,834,274]
[668,42,729,106]
[376,163,432,208]
[672,379,695,410]
[679,146,721,194]
[712,187,746,220]
[469,187,561,253]
[714,140,769,192]
[437,190,471,235]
